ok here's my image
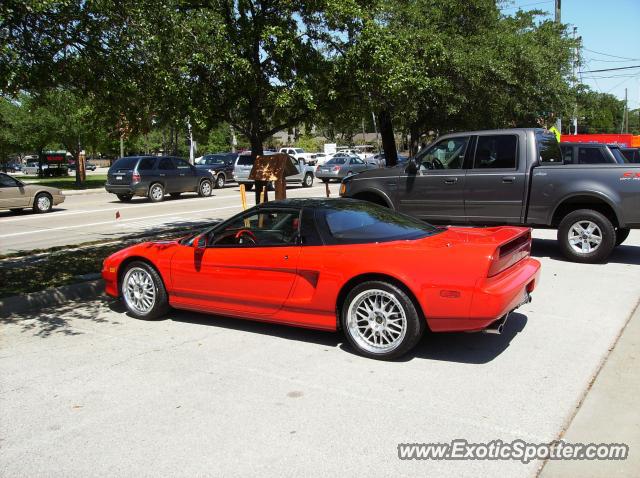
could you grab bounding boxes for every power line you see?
[501,0,553,10]
[582,48,640,61]
[580,65,640,73]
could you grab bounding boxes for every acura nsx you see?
[102,198,540,359]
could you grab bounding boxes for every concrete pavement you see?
[1,230,639,477]
[0,182,340,254]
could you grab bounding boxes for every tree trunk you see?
[250,134,266,203]
[409,123,421,157]
[377,109,397,166]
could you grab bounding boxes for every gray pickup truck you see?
[340,128,640,263]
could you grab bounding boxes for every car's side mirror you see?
[194,233,209,251]
[405,159,418,175]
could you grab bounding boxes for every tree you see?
[565,86,625,134]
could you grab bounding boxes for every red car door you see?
[170,209,302,316]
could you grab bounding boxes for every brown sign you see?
[248,153,298,182]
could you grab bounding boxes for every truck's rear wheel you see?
[615,228,630,247]
[558,209,615,263]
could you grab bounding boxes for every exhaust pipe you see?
[482,314,509,335]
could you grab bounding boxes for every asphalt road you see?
[0,181,339,254]
[2,230,639,477]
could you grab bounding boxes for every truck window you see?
[560,145,573,163]
[473,135,518,169]
[536,132,563,163]
[578,147,607,164]
[417,137,469,170]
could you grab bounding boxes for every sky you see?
[501,0,640,113]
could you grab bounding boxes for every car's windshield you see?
[326,158,346,165]
[319,201,440,244]
[196,155,226,166]
[294,148,304,154]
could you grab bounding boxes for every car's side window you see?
[560,146,573,163]
[210,209,301,247]
[138,158,156,171]
[417,137,469,170]
[352,157,364,165]
[473,135,518,169]
[0,174,20,188]
[578,147,606,164]
[173,158,192,170]
[158,158,175,170]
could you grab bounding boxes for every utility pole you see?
[622,87,628,134]
[554,0,562,133]
[571,26,578,135]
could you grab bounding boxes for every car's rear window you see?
[536,132,562,163]
[318,202,440,244]
[111,157,140,170]
[326,158,346,165]
[237,155,254,166]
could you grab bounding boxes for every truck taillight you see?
[132,172,141,183]
[488,231,531,277]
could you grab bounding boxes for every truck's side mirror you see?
[405,159,419,175]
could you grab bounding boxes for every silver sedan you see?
[315,155,375,182]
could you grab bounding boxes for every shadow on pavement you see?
[1,299,120,338]
[532,238,640,266]
[132,302,526,364]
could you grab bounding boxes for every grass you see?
[0,225,205,298]
[23,174,108,190]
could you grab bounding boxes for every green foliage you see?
[564,87,625,134]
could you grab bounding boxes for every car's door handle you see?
[283,255,288,260]
[502,176,516,183]
[443,177,458,184]
[159,173,166,177]
[179,173,185,176]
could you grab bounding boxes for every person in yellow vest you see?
[549,125,561,143]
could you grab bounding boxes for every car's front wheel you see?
[558,209,616,263]
[341,281,424,360]
[198,179,213,197]
[148,183,165,202]
[121,261,169,320]
[302,173,313,187]
[33,192,53,213]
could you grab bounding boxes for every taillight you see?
[488,231,531,277]
[332,166,341,172]
[132,172,141,183]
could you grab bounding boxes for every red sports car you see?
[102,198,540,359]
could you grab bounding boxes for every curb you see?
[62,188,105,196]
[0,279,105,318]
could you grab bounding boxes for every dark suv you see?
[106,156,214,202]
[559,143,625,164]
[194,153,238,188]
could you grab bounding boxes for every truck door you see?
[397,136,469,223]
[464,134,526,224]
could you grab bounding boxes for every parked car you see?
[102,198,540,360]
[105,156,214,202]
[366,152,409,167]
[315,154,376,182]
[620,147,640,163]
[195,153,238,188]
[69,161,97,171]
[560,142,625,164]
[22,162,44,175]
[0,172,65,213]
[341,128,640,263]
[234,152,315,189]
[2,163,22,173]
[278,147,316,164]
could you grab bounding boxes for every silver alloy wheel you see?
[201,180,212,195]
[216,175,224,188]
[37,194,51,211]
[122,267,156,315]
[346,289,407,354]
[150,184,163,201]
[304,174,313,186]
[568,220,603,254]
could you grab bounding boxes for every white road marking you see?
[0,205,243,238]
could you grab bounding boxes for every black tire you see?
[302,173,313,188]
[120,261,170,320]
[148,183,165,202]
[198,179,213,197]
[117,194,132,202]
[341,280,425,360]
[557,209,616,263]
[33,192,53,213]
[615,228,631,247]
[214,174,226,189]
[321,178,330,184]
[170,192,181,199]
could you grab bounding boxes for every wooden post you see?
[275,177,286,200]
[325,181,330,198]
[239,184,247,210]
[260,186,267,204]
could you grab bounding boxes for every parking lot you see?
[1,229,638,477]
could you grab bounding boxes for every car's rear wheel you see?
[117,194,132,202]
[121,261,169,320]
[215,174,226,189]
[558,209,615,263]
[302,173,313,188]
[615,227,631,247]
[33,192,53,213]
[198,179,213,197]
[149,183,165,202]
[341,281,424,360]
